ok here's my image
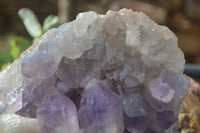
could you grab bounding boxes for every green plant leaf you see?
[9,37,31,60]
[43,15,59,31]
[0,49,12,67]
[18,8,42,38]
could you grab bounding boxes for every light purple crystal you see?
[36,88,79,133]
[78,79,124,133]
[144,69,190,112]
[17,75,57,118]
[144,76,175,111]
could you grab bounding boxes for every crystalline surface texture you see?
[78,79,124,133]
[36,88,79,133]
[0,9,190,133]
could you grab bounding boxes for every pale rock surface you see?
[0,114,39,133]
[0,9,189,133]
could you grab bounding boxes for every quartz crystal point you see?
[36,88,79,133]
[144,69,189,112]
[0,8,190,133]
[78,79,124,133]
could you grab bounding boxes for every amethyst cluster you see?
[36,80,124,133]
[0,9,189,133]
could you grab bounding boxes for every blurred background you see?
[0,0,200,70]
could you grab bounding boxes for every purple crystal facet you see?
[154,111,177,129]
[78,79,124,133]
[21,50,59,80]
[36,88,79,133]
[145,77,175,111]
[144,69,189,112]
[125,115,149,133]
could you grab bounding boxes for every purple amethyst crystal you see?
[0,9,190,133]
[144,69,190,112]
[36,88,79,133]
[78,79,124,133]
[124,115,149,133]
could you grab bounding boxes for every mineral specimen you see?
[0,9,190,133]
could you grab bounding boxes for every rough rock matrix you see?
[0,9,189,133]
[179,78,200,133]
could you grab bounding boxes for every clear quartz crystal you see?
[0,9,189,133]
